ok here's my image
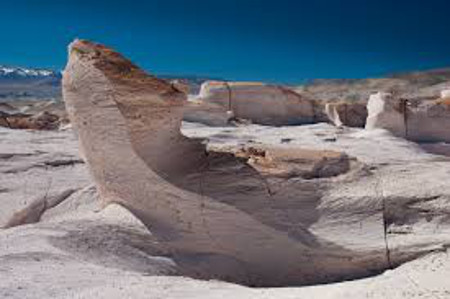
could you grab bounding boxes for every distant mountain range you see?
[2,64,450,103]
[0,65,222,101]
[0,65,60,79]
[0,65,62,101]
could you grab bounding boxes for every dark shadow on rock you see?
[48,221,389,287]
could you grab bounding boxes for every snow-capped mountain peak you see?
[0,65,59,78]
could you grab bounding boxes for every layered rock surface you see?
[0,99,68,130]
[366,91,450,142]
[0,110,61,130]
[190,82,368,128]
[324,101,367,127]
[193,80,315,126]
[2,119,450,298]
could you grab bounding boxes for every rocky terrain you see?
[0,65,61,101]
[1,40,450,298]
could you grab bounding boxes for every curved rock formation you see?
[366,91,450,142]
[195,81,315,126]
[64,40,444,286]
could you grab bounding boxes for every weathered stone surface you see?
[183,100,233,126]
[196,80,315,126]
[366,91,450,142]
[2,39,450,298]
[0,102,18,114]
[60,39,450,289]
[440,89,450,99]
[170,79,190,95]
[0,126,90,228]
[62,40,397,286]
[0,110,60,130]
[366,92,406,136]
[235,146,354,179]
[1,117,450,297]
[324,101,367,127]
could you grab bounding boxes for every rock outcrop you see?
[2,114,450,297]
[366,91,450,142]
[440,89,450,99]
[62,40,450,287]
[235,146,354,179]
[189,82,368,128]
[366,92,407,136]
[324,101,367,127]
[63,40,384,286]
[194,81,315,126]
[183,100,233,126]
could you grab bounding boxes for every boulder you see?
[235,146,354,179]
[366,91,450,142]
[196,81,315,126]
[365,92,407,137]
[440,89,450,99]
[183,100,233,126]
[170,79,190,94]
[324,101,367,127]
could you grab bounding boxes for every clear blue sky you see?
[1,0,450,83]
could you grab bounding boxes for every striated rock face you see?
[324,101,367,128]
[366,91,450,142]
[186,82,368,128]
[195,80,315,126]
[183,100,233,126]
[62,40,450,287]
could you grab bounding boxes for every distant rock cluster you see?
[3,65,450,145]
[0,100,67,130]
[366,91,450,142]
[187,80,450,145]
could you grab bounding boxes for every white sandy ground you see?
[1,123,450,298]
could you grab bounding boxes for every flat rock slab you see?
[0,127,91,227]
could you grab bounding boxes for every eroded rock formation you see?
[0,110,60,130]
[324,101,367,127]
[366,91,450,142]
[62,40,450,287]
[440,89,450,99]
[194,80,315,126]
[183,99,233,126]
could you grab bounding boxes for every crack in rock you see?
[3,189,78,228]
